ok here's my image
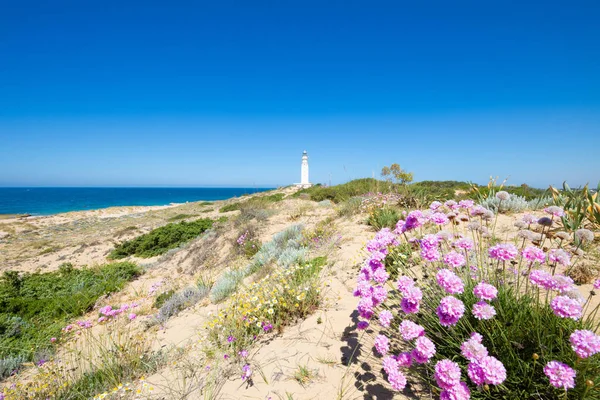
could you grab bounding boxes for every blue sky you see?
[1,1,599,188]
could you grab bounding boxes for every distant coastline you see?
[0,187,274,216]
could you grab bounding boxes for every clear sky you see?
[1,0,599,188]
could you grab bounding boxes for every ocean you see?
[0,187,274,216]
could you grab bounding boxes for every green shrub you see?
[219,193,285,213]
[153,289,176,309]
[367,207,401,230]
[336,197,364,217]
[293,178,392,203]
[167,213,195,221]
[110,219,213,259]
[0,262,141,364]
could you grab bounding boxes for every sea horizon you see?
[0,187,275,216]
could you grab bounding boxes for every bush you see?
[206,257,325,354]
[110,218,213,259]
[351,201,599,399]
[480,194,529,213]
[167,213,195,221]
[337,197,364,217]
[367,207,401,230]
[155,286,207,324]
[209,270,246,303]
[0,262,141,365]
[153,289,176,309]
[293,178,392,203]
[219,193,285,213]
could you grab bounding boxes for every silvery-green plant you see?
[0,355,25,378]
[209,269,245,303]
[481,194,529,213]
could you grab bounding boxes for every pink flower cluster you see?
[569,330,600,359]
[550,295,582,320]
[399,320,425,341]
[473,282,497,301]
[412,336,436,364]
[355,228,403,327]
[436,269,464,294]
[436,296,465,327]
[543,361,576,389]
[521,246,546,264]
[548,248,571,266]
[488,243,518,261]
[435,359,471,400]
[461,333,506,387]
[472,301,496,320]
[443,251,466,269]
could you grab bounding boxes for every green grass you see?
[167,213,195,221]
[0,262,141,369]
[219,193,285,213]
[366,207,401,230]
[293,178,392,203]
[109,218,213,259]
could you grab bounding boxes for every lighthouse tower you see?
[298,150,312,188]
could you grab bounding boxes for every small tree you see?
[381,163,413,189]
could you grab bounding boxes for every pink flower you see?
[50,337,56,343]
[357,296,374,319]
[440,382,471,400]
[522,213,538,225]
[436,269,465,294]
[570,330,600,359]
[551,295,582,320]
[488,243,518,261]
[372,285,388,305]
[430,201,443,210]
[241,364,252,381]
[552,275,574,294]
[412,336,436,364]
[461,335,488,362]
[548,249,571,266]
[396,276,415,294]
[543,361,576,390]
[544,206,566,217]
[372,268,390,284]
[445,200,459,210]
[401,286,422,314]
[128,313,137,320]
[473,282,498,301]
[467,362,485,385]
[238,349,249,358]
[374,334,390,356]
[398,320,425,341]
[378,310,393,328]
[529,269,554,290]
[357,320,369,330]
[387,369,407,391]
[522,246,546,264]
[472,301,496,320]
[431,212,449,225]
[453,238,474,251]
[395,352,413,367]
[436,296,465,327]
[459,200,475,209]
[382,355,399,375]
[420,234,441,249]
[593,279,600,290]
[434,359,462,389]
[443,251,466,269]
[476,356,507,385]
[421,247,441,262]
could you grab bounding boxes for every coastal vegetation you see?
[109,218,213,259]
[0,262,141,378]
[1,179,598,399]
[351,193,600,399]
[218,192,285,213]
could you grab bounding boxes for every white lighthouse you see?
[297,150,312,188]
